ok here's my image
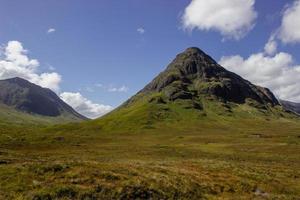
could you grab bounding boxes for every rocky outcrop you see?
[140,47,279,107]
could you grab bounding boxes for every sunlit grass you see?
[0,94,299,199]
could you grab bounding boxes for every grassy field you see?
[0,94,300,199]
[0,109,300,199]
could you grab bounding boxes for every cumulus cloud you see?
[279,0,300,43]
[182,0,257,40]
[137,27,145,34]
[0,41,61,91]
[0,40,113,119]
[47,28,56,34]
[60,92,113,119]
[219,42,300,102]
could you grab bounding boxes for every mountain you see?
[0,77,87,124]
[92,47,295,131]
[280,100,300,115]
[138,47,279,106]
[2,49,300,200]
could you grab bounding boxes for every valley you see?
[0,117,299,199]
[0,48,299,199]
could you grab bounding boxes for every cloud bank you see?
[0,40,114,118]
[0,41,61,91]
[220,42,300,102]
[219,0,300,102]
[279,0,300,44]
[60,92,113,119]
[182,0,257,40]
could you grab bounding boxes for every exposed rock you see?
[139,47,280,107]
[149,96,166,104]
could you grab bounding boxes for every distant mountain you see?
[280,100,300,115]
[93,47,295,130]
[0,77,87,124]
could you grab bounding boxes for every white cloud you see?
[0,41,61,91]
[279,0,300,43]
[0,40,113,118]
[219,42,300,102]
[47,28,56,34]
[108,85,129,92]
[137,27,145,34]
[182,0,257,40]
[60,92,113,119]
[264,35,278,56]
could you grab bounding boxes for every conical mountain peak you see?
[167,47,217,72]
[95,47,294,131]
[180,47,215,61]
[182,47,205,54]
[134,47,279,107]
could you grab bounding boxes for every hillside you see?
[0,77,87,124]
[280,100,300,115]
[0,48,299,199]
[91,47,295,131]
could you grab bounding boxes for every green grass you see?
[0,94,300,199]
[0,104,85,126]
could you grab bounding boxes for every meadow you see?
[0,113,299,199]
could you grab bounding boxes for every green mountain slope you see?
[0,48,299,199]
[0,77,87,125]
[1,103,300,199]
[89,47,297,131]
[0,103,84,126]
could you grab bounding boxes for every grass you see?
[0,94,300,199]
[0,104,85,126]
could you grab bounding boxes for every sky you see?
[0,0,300,118]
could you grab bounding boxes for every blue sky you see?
[1,0,300,118]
